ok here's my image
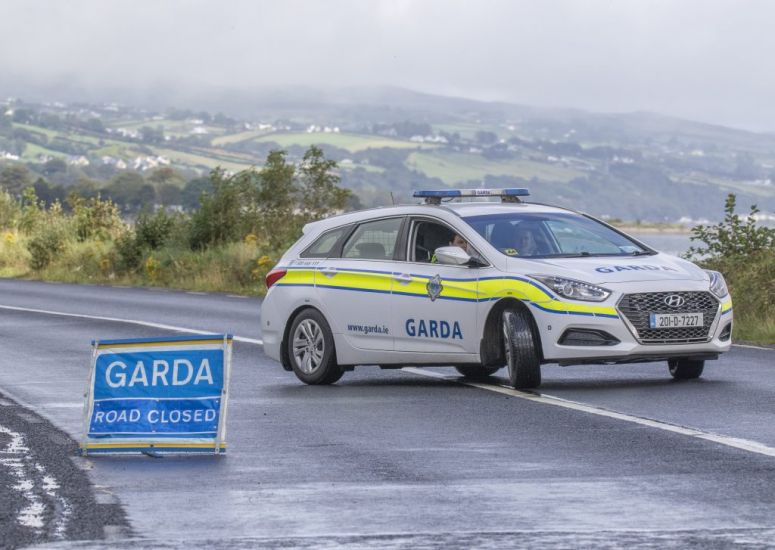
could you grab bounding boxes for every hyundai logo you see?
[664,294,685,308]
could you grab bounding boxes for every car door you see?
[390,217,481,354]
[314,216,405,351]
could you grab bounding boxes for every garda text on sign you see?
[82,334,232,455]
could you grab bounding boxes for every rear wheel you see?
[287,309,344,385]
[503,309,542,389]
[454,365,500,379]
[668,358,704,380]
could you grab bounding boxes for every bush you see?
[68,193,123,242]
[704,251,775,344]
[188,169,244,249]
[686,194,775,259]
[0,189,21,229]
[136,209,175,250]
[115,230,143,272]
[28,226,66,270]
[686,193,775,344]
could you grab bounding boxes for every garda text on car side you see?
[261,188,732,388]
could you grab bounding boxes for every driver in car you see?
[513,225,538,256]
[450,233,469,252]
[431,234,469,263]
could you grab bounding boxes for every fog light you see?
[558,329,620,346]
[719,323,732,342]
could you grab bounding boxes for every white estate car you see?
[261,188,733,388]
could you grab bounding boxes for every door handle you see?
[394,273,412,285]
[319,267,337,278]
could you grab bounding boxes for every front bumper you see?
[531,282,733,365]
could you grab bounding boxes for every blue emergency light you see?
[413,188,530,204]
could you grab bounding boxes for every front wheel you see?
[503,309,542,389]
[668,358,704,380]
[287,309,344,385]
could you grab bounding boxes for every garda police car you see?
[261,188,732,388]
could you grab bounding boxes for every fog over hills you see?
[2,83,774,222]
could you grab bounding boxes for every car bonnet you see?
[505,253,707,285]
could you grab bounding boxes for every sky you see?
[2,0,774,131]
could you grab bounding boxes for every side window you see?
[342,218,403,260]
[410,219,486,264]
[301,226,350,258]
[411,221,455,263]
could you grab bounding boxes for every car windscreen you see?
[462,212,652,258]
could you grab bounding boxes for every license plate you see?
[649,313,704,329]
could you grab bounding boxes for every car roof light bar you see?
[413,188,530,205]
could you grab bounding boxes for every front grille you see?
[617,291,719,344]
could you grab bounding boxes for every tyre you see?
[287,309,344,385]
[454,365,501,379]
[502,308,542,389]
[668,358,704,380]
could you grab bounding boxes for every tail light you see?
[265,269,287,289]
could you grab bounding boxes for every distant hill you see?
[1,85,774,222]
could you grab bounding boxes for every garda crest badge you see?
[426,274,443,301]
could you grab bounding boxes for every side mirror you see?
[434,246,471,266]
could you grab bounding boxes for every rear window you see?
[300,226,350,258]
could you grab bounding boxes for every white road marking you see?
[0,304,263,345]
[2,302,773,458]
[403,367,775,459]
[733,343,774,351]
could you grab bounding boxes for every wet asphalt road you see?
[0,279,774,548]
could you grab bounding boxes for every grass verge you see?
[703,250,775,345]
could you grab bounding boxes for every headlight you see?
[706,270,729,298]
[529,275,611,302]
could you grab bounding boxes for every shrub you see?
[686,193,775,344]
[28,226,66,270]
[188,169,244,249]
[115,229,143,272]
[686,194,775,259]
[136,209,175,250]
[68,193,123,242]
[0,189,20,229]
[18,187,43,234]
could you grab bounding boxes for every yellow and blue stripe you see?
[93,334,233,349]
[83,442,226,454]
[275,266,619,318]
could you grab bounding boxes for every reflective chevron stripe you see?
[274,266,619,318]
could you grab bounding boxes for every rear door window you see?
[342,218,403,260]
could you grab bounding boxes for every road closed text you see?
[92,407,217,425]
[88,397,221,434]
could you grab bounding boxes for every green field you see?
[406,151,583,184]
[252,132,436,153]
[14,123,106,145]
[20,142,69,161]
[109,119,226,138]
[152,147,254,172]
[211,129,273,146]
[434,122,508,140]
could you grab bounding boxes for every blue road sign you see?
[83,334,232,455]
